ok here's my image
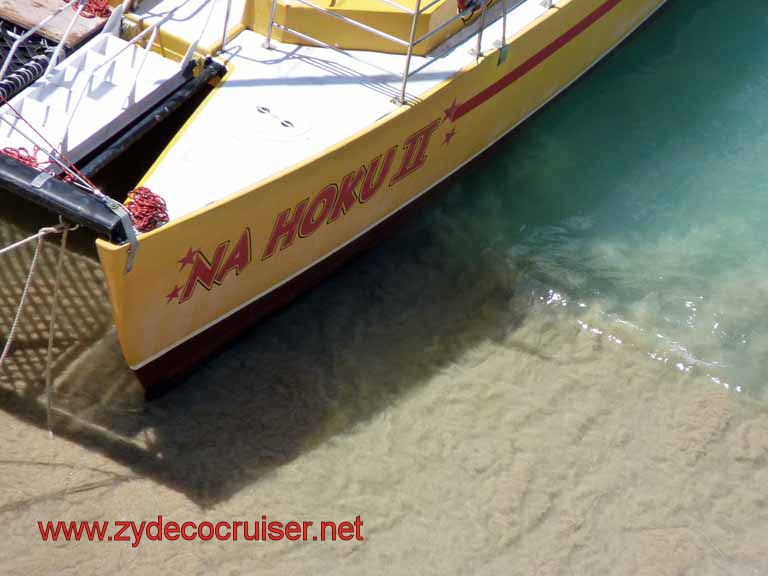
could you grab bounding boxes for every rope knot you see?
[124,187,169,232]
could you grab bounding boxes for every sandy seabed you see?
[0,235,766,575]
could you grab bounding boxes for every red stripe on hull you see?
[453,0,622,121]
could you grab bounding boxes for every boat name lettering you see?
[166,228,252,305]
[261,118,441,260]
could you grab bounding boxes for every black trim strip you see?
[0,153,126,242]
[81,58,226,178]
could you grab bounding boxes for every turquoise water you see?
[401,0,768,397]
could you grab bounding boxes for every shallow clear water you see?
[1,1,768,574]
[415,0,768,397]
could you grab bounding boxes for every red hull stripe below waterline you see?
[452,0,622,121]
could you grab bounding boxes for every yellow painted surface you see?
[129,0,459,59]
[98,0,667,369]
[253,0,460,55]
[122,15,246,63]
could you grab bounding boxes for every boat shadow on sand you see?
[0,0,736,506]
[0,178,529,507]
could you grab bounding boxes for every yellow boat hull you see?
[96,0,667,390]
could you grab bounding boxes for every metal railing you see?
[60,12,175,153]
[0,0,236,156]
[183,0,235,66]
[262,0,537,103]
[44,1,89,76]
[0,0,235,195]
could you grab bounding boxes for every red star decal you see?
[165,284,181,304]
[443,99,458,123]
[178,247,197,269]
[443,127,457,145]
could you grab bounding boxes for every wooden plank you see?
[0,0,107,47]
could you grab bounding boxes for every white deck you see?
[139,0,551,220]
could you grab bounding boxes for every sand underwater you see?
[1,0,767,574]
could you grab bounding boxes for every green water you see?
[394,0,768,397]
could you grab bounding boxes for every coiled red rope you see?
[0,93,96,189]
[1,146,168,232]
[0,99,167,233]
[64,0,112,19]
[0,146,68,182]
[124,187,169,232]
[0,146,49,169]
[0,146,75,181]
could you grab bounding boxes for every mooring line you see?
[0,221,77,435]
[45,221,76,435]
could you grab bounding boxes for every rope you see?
[0,67,170,238]
[0,97,168,238]
[0,225,59,257]
[124,187,169,232]
[0,145,53,171]
[0,145,71,184]
[0,144,170,235]
[0,95,97,191]
[0,222,76,437]
[45,222,72,435]
[64,0,112,19]
[0,224,65,372]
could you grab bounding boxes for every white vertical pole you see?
[221,0,232,52]
[473,0,490,59]
[264,0,280,49]
[399,0,421,104]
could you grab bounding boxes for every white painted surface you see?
[142,0,550,220]
[0,33,185,166]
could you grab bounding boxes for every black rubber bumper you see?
[0,153,127,242]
